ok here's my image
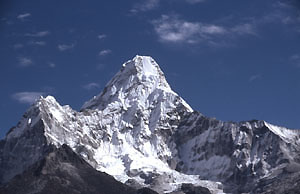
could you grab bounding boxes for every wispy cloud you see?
[131,0,207,13]
[152,15,256,45]
[152,15,226,44]
[82,82,100,90]
[261,1,300,26]
[58,43,75,51]
[290,54,300,60]
[290,54,300,67]
[29,41,46,46]
[277,0,300,12]
[17,13,31,20]
[99,49,112,56]
[13,43,24,49]
[153,15,202,43]
[98,34,107,40]
[25,31,50,37]
[1,17,13,25]
[18,57,33,67]
[12,92,44,104]
[96,63,106,70]
[232,23,257,36]
[185,0,206,4]
[249,74,261,82]
[48,62,56,68]
[131,0,159,13]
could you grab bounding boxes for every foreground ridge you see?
[1,55,300,194]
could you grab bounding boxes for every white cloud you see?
[131,0,159,13]
[17,13,31,20]
[25,31,50,37]
[12,92,44,104]
[18,57,33,67]
[152,15,199,43]
[58,43,75,51]
[99,49,112,56]
[82,82,100,90]
[152,15,257,45]
[98,34,107,40]
[152,15,227,44]
[249,74,261,82]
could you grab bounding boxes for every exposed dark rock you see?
[253,171,300,194]
[136,187,159,194]
[181,183,212,194]
[168,183,212,194]
[0,144,143,194]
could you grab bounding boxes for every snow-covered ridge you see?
[264,121,300,144]
[1,56,213,193]
[1,55,300,193]
[6,96,70,140]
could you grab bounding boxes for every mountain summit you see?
[1,56,300,194]
[82,55,191,111]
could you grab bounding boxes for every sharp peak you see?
[133,54,152,60]
[121,55,163,77]
[121,55,170,87]
[28,95,63,113]
[107,55,171,91]
[5,95,65,140]
[14,96,57,114]
[129,55,155,64]
[22,95,61,119]
[42,95,66,105]
[81,55,175,110]
[38,95,57,103]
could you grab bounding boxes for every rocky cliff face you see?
[174,112,300,193]
[1,55,300,194]
[0,144,140,194]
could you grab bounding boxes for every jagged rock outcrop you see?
[0,144,159,194]
[174,112,300,193]
[0,55,300,194]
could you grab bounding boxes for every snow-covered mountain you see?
[1,55,300,194]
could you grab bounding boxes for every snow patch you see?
[264,121,300,143]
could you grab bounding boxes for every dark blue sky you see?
[1,0,300,138]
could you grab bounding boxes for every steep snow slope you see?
[0,56,222,193]
[1,55,300,194]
